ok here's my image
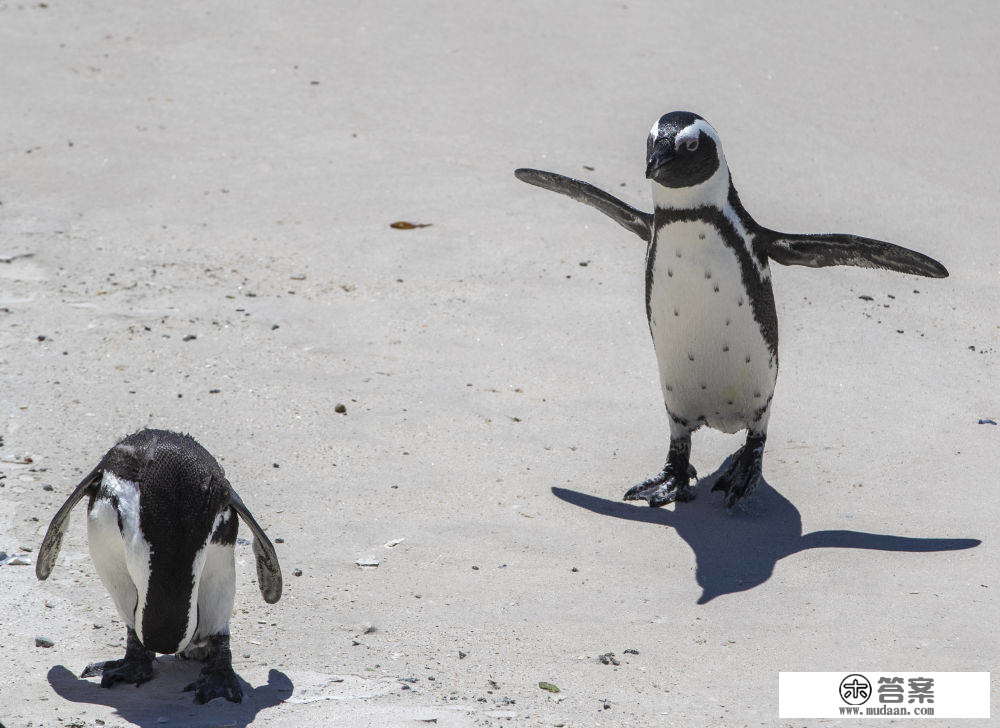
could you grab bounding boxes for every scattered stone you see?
[1,553,31,566]
[571,567,578,572]
[274,537,284,543]
[355,557,380,568]
[334,403,347,414]
[272,463,280,468]
[182,334,197,341]
[598,652,620,666]
[538,681,560,693]
[42,484,53,491]
[623,648,639,655]
[858,295,873,301]
[293,569,302,577]
[390,221,432,230]
[93,624,103,629]
[35,636,54,648]
[979,418,997,425]
[471,565,479,570]
[458,651,467,659]
[208,389,221,394]
[383,538,405,548]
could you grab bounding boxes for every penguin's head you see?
[646,111,723,189]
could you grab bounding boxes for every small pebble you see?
[624,648,639,655]
[274,537,285,543]
[35,636,55,648]
[471,565,479,570]
[571,567,578,572]
[458,651,467,659]
[182,334,197,341]
[334,403,347,414]
[42,484,53,491]
[272,463,280,469]
[293,569,302,577]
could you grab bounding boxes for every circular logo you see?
[839,674,872,705]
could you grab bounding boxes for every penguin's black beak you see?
[646,146,673,179]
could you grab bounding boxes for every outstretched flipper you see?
[514,168,652,242]
[228,487,282,603]
[36,466,103,580]
[764,231,948,278]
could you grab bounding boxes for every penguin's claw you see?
[81,657,154,688]
[712,445,763,507]
[184,667,243,704]
[624,465,697,507]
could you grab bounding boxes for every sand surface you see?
[1,2,997,726]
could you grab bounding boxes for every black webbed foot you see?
[80,628,155,688]
[184,668,243,704]
[182,633,242,704]
[712,434,765,507]
[624,463,697,507]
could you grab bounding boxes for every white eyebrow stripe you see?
[674,119,718,151]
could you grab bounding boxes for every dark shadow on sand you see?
[552,470,980,604]
[47,658,291,728]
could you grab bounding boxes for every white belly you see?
[87,472,149,629]
[647,219,776,433]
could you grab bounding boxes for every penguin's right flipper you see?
[228,487,282,604]
[764,232,949,278]
[36,465,103,580]
[515,168,652,242]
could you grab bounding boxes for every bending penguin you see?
[36,429,282,703]
[515,111,948,508]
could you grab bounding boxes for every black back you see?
[100,429,231,654]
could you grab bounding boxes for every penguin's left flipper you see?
[228,487,282,604]
[36,465,103,580]
[765,232,949,278]
[514,168,653,242]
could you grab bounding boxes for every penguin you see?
[36,429,282,704]
[515,111,947,508]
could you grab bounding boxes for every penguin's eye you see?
[686,138,699,152]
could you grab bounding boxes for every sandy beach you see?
[1,2,997,726]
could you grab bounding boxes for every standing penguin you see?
[515,111,947,508]
[36,429,282,703]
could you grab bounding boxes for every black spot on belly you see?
[727,400,734,405]
[725,318,731,326]
[722,344,729,352]
[700,383,707,390]
[745,355,752,363]
[698,232,706,240]
[675,250,682,258]
[754,392,761,398]
[704,270,712,279]
[714,284,720,292]
[738,297,744,307]
[687,353,695,361]
[673,308,679,316]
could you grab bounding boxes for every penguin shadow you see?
[46,659,292,728]
[552,464,981,604]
